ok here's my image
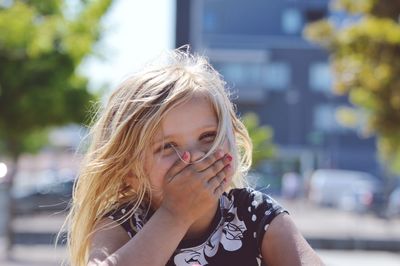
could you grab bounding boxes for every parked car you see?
[387,186,400,218]
[12,178,74,215]
[308,169,383,213]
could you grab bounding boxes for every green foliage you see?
[304,0,400,173]
[242,113,276,168]
[0,0,112,158]
[331,0,375,14]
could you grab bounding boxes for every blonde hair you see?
[63,47,252,265]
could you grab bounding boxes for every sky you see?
[81,0,176,92]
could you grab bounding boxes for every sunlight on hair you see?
[62,47,253,265]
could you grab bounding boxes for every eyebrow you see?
[153,125,218,145]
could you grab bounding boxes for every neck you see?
[184,200,219,240]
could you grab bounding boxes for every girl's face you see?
[144,94,230,208]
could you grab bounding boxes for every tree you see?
[242,112,276,168]
[0,0,113,251]
[304,0,400,174]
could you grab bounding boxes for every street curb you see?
[307,237,400,252]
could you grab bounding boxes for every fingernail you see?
[216,149,223,159]
[182,151,189,161]
[226,154,233,162]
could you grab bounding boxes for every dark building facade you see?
[175,0,379,176]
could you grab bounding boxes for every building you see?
[175,0,379,177]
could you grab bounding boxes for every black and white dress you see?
[107,188,287,266]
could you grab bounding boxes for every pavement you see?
[0,199,399,265]
[318,250,400,266]
[0,212,67,265]
[280,198,400,251]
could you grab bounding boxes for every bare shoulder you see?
[261,213,324,266]
[88,217,131,265]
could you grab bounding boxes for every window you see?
[309,62,332,92]
[282,8,302,34]
[216,62,263,88]
[261,62,291,91]
[215,61,290,91]
[215,61,291,91]
[314,105,347,133]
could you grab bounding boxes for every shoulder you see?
[106,203,143,238]
[261,213,324,265]
[88,217,130,264]
[88,203,150,263]
[221,188,288,249]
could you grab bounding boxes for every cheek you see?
[146,155,177,187]
[146,156,177,209]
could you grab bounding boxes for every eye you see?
[200,131,217,142]
[154,142,177,154]
[163,142,177,150]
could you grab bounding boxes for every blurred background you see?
[1,0,400,265]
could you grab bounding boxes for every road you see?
[279,198,400,241]
[318,250,400,266]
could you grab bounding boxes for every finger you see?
[213,177,227,196]
[200,154,232,181]
[165,151,191,183]
[192,149,224,172]
[207,171,226,189]
[212,162,233,192]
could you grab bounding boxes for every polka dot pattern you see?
[104,188,288,266]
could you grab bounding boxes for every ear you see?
[124,171,139,188]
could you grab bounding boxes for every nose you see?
[189,148,206,163]
[171,143,210,163]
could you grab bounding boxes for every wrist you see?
[157,205,193,229]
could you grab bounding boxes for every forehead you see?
[157,94,218,138]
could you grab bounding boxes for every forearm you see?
[97,207,190,266]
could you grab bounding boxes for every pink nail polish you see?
[226,154,233,162]
[182,151,189,161]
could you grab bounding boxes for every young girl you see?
[65,48,323,266]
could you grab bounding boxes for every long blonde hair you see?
[64,48,252,265]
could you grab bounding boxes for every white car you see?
[308,169,381,213]
[387,186,400,218]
